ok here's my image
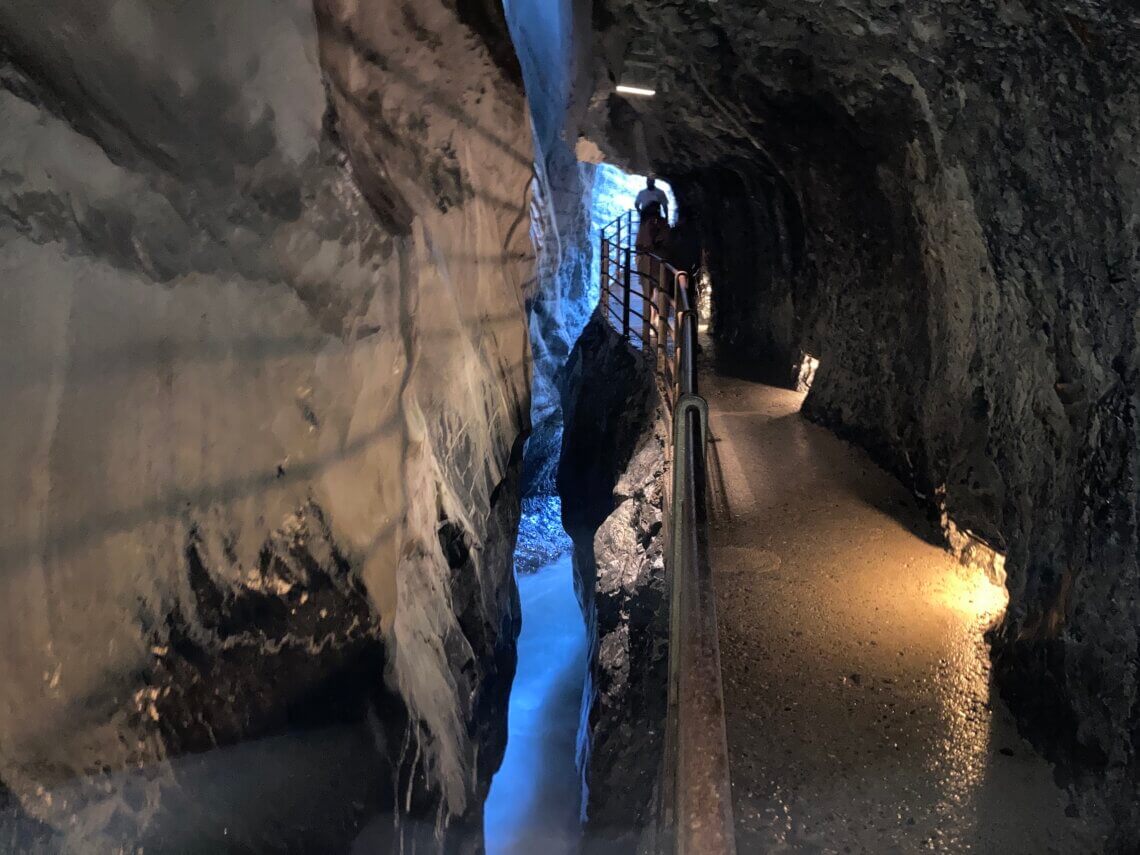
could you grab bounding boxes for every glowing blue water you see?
[477,28,675,837]
[484,548,587,855]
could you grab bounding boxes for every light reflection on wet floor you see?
[703,371,1106,853]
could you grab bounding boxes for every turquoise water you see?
[484,553,587,854]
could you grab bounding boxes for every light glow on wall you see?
[938,566,1010,627]
[795,352,820,392]
[936,518,1010,628]
[615,84,656,97]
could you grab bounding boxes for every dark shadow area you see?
[708,347,799,391]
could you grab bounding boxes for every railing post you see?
[601,236,610,317]
[629,211,636,339]
[643,254,655,347]
[623,243,633,340]
[670,275,679,401]
[656,265,670,370]
[615,218,623,337]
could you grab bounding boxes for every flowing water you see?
[484,551,587,854]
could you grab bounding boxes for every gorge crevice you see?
[1,0,1138,850]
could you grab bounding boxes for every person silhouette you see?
[634,177,672,343]
[635,176,669,221]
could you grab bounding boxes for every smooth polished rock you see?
[0,0,533,849]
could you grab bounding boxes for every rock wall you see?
[0,0,534,850]
[582,0,1139,844]
[522,142,597,497]
[504,0,600,501]
[558,311,668,850]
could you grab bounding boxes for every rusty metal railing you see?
[599,211,737,855]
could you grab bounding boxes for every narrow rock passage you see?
[701,359,1105,853]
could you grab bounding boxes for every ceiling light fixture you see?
[616,84,656,97]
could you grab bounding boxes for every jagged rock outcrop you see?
[505,0,620,507]
[521,141,597,498]
[580,0,1139,845]
[0,0,533,850]
[558,311,668,850]
[503,0,606,600]
[586,419,668,851]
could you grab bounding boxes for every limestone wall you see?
[0,0,534,849]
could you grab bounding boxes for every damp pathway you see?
[701,361,1105,853]
[484,553,586,855]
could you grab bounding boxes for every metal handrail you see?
[598,210,737,855]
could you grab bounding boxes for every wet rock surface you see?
[0,0,533,849]
[558,311,668,850]
[581,0,1139,843]
[506,0,599,503]
[522,141,598,499]
[513,495,575,577]
[559,311,657,548]
[587,417,669,848]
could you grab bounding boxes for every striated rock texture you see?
[506,0,601,502]
[0,0,533,850]
[558,311,668,850]
[581,0,1139,845]
[522,142,598,498]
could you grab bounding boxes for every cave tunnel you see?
[0,0,1137,853]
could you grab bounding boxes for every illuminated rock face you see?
[583,0,1138,843]
[0,0,533,849]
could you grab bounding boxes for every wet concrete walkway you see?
[701,364,1103,853]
